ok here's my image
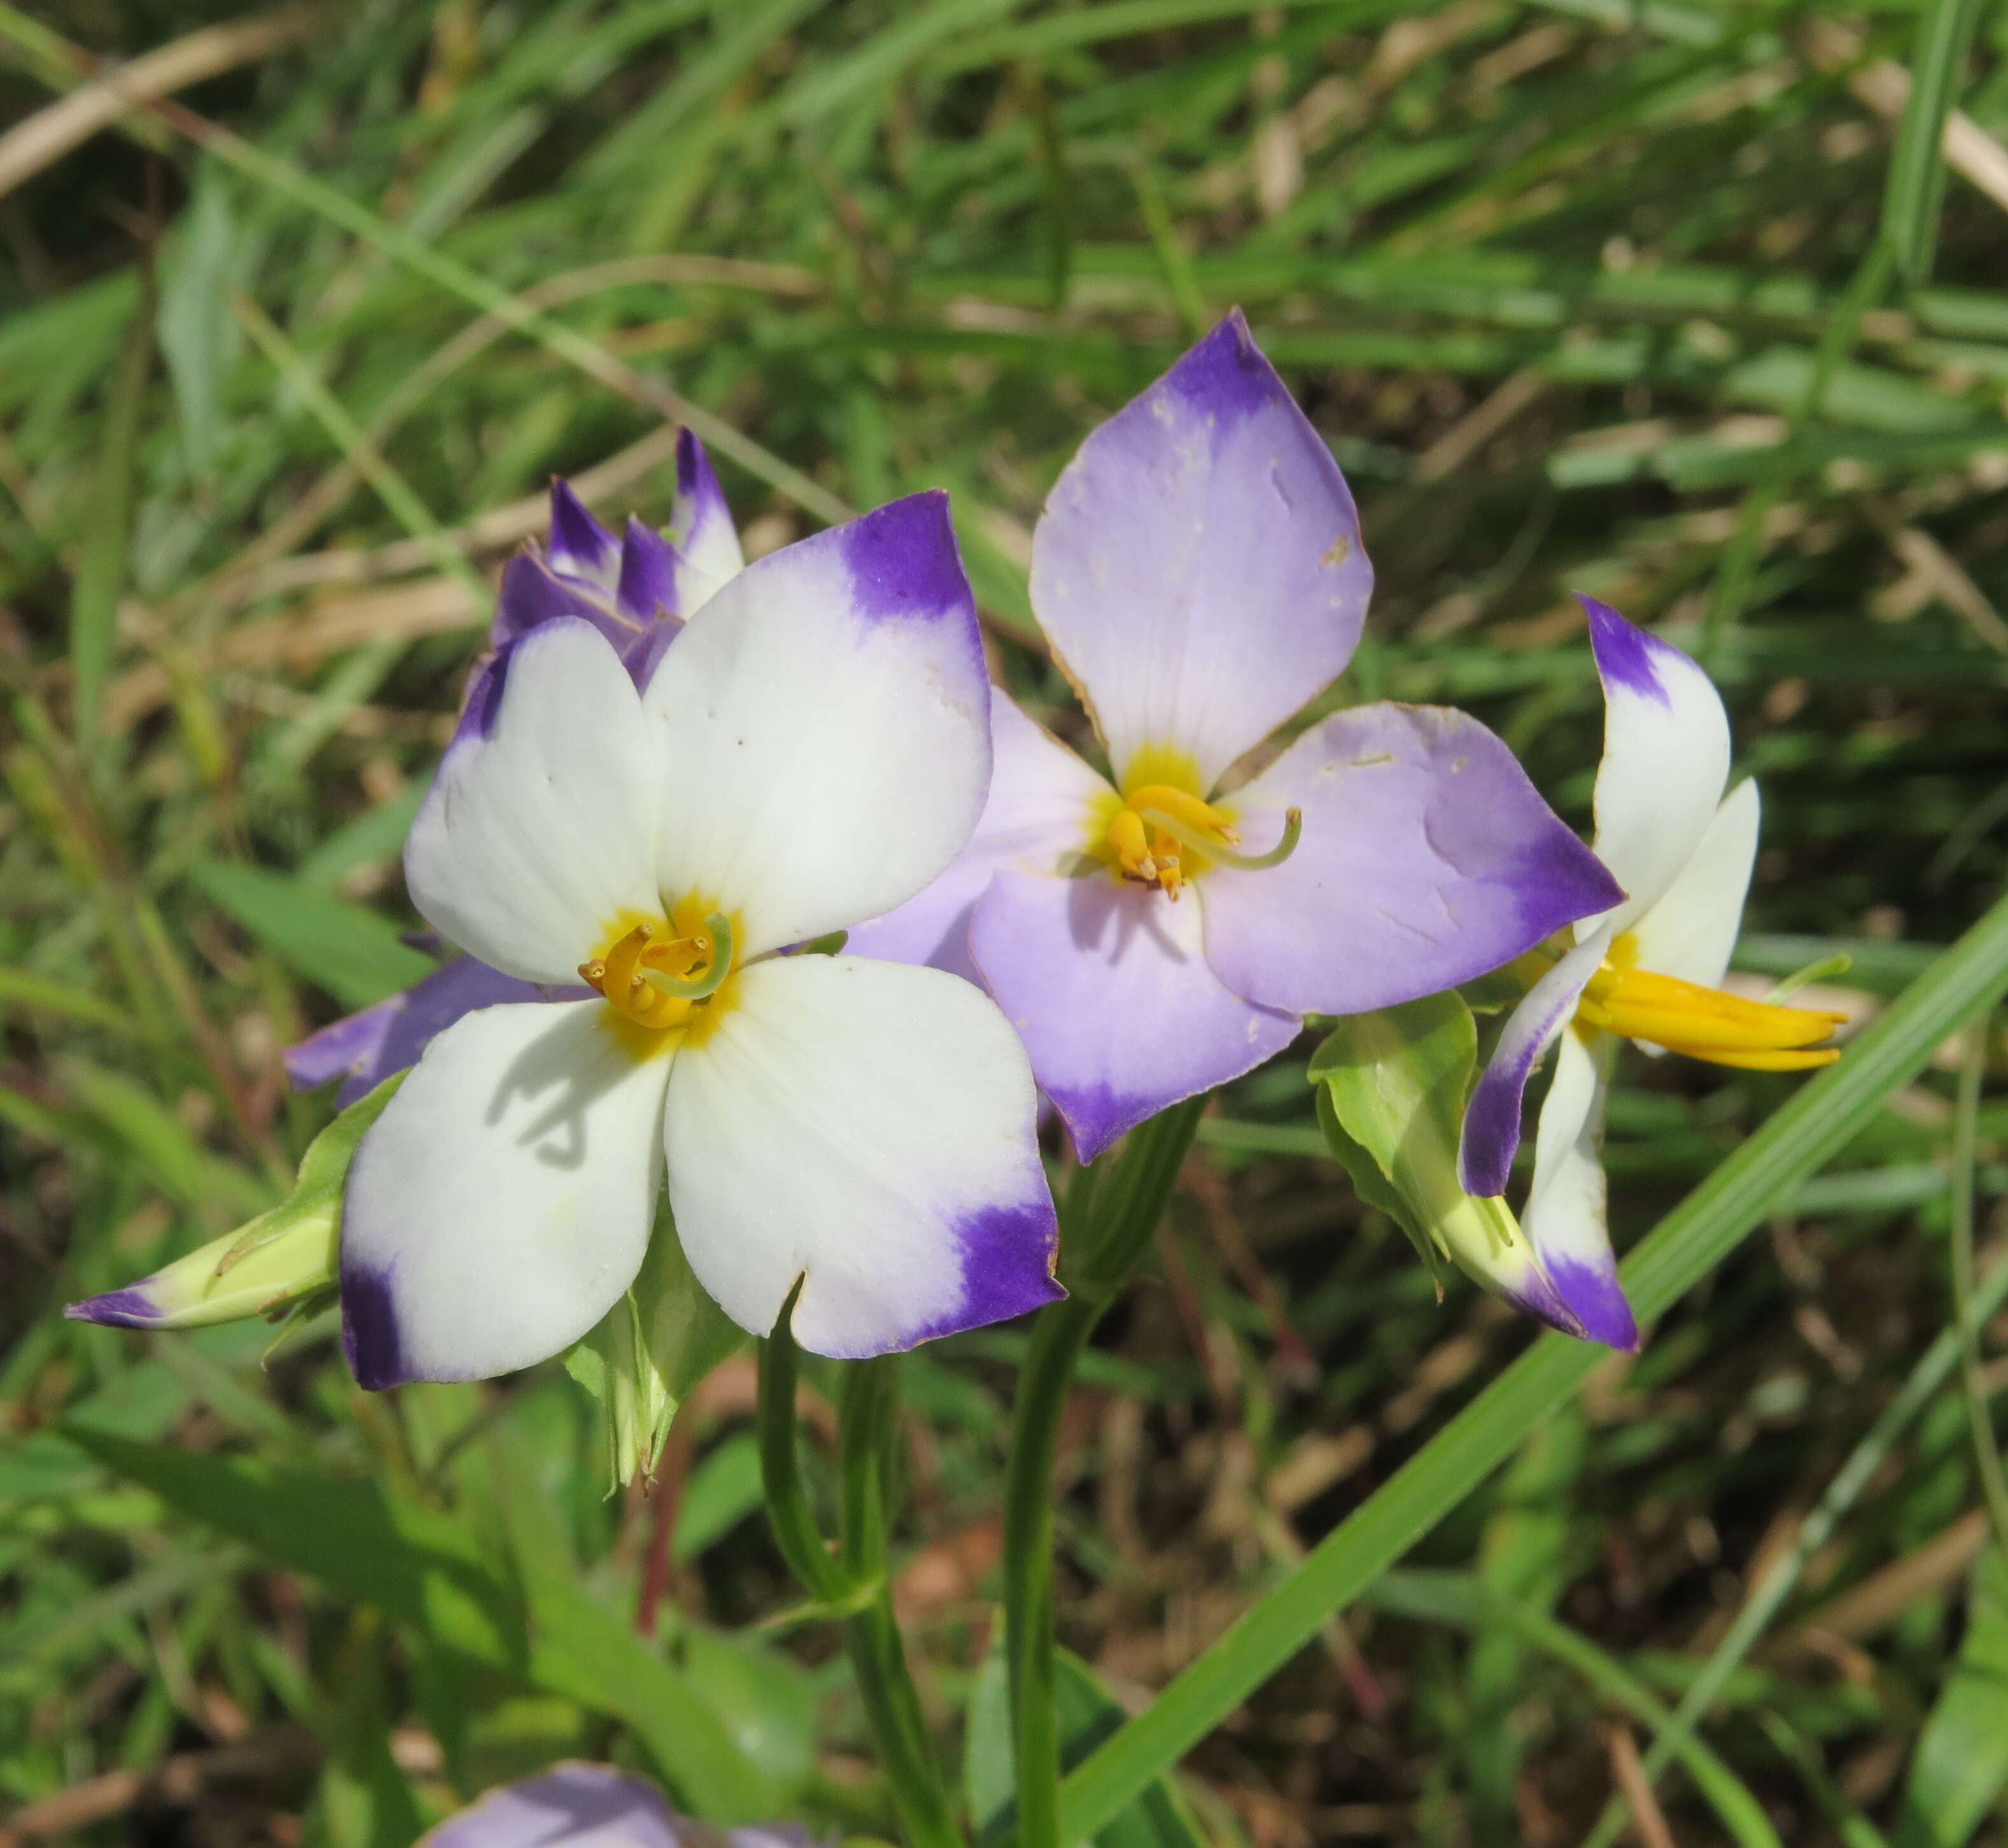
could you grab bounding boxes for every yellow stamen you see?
[1125,783,1240,844]
[579,922,718,1031]
[1092,774,1297,900]
[1576,950,1846,1069]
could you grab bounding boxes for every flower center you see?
[1571,934,1844,1071]
[580,907,735,1034]
[1088,783,1303,901]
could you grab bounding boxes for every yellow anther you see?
[1106,809,1158,883]
[1577,959,1845,1069]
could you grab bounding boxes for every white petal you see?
[1581,596,1732,935]
[642,495,991,958]
[406,620,662,984]
[1628,778,1760,990]
[845,694,1112,983]
[1523,1029,1637,1349]
[341,1000,672,1386]
[664,956,1060,1358]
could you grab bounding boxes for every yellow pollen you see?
[1575,943,1844,1071]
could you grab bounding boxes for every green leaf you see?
[60,1058,271,1219]
[674,1433,764,1563]
[61,1426,522,1667]
[190,859,433,1008]
[1881,0,1988,284]
[155,166,244,485]
[1895,1549,2008,1848]
[0,963,135,1034]
[66,1424,773,1821]
[1059,885,2008,1843]
[70,290,150,753]
[297,786,427,889]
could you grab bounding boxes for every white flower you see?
[1458,598,1842,1349]
[339,494,1061,1384]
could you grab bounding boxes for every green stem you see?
[1003,1098,1207,1848]
[839,1357,964,1848]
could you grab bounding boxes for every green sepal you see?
[1307,993,1548,1309]
[564,1200,746,1493]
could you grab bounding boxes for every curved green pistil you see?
[1135,804,1304,872]
[641,912,736,1000]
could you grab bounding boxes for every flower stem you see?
[1002,1097,1207,1848]
[758,1307,962,1847]
[839,1356,965,1848]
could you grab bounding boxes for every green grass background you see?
[3,1,2008,1843]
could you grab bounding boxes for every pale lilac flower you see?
[850,315,1622,1161]
[286,434,747,1105]
[419,1764,818,1848]
[338,494,1060,1386]
[1457,598,1843,1348]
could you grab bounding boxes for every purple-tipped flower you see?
[419,1764,819,1848]
[287,434,747,1107]
[491,431,746,683]
[848,313,1622,1161]
[1455,598,1846,1349]
[337,494,1060,1391]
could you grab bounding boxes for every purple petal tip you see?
[341,1260,408,1390]
[65,1286,160,1328]
[1546,1255,1640,1351]
[675,427,706,499]
[1160,307,1283,431]
[1578,593,1683,709]
[839,490,973,626]
[548,478,616,577]
[915,1197,1064,1342]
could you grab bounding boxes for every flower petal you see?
[664,955,1060,1357]
[1029,311,1372,792]
[286,956,558,1106]
[341,1000,672,1388]
[406,619,663,984]
[846,695,1109,983]
[1201,704,1625,1016]
[1583,595,1731,934]
[1628,778,1760,990]
[643,492,990,957]
[418,1765,683,1848]
[492,550,636,653]
[1458,923,1613,1197]
[1523,1030,1637,1351]
[615,515,680,628]
[669,429,744,616]
[969,871,1299,1163]
[548,479,620,587]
